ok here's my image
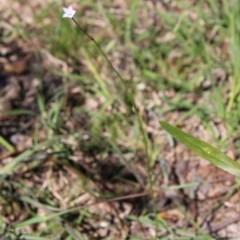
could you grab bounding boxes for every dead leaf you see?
[3,53,31,74]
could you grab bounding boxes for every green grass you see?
[160,121,240,176]
[1,0,240,239]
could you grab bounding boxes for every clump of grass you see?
[65,11,154,191]
[1,1,240,239]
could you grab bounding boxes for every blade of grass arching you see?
[0,138,61,175]
[1,109,35,116]
[160,121,240,177]
[14,211,68,228]
[52,70,90,83]
[0,148,35,176]
[81,49,110,98]
[0,135,15,152]
[14,205,87,229]
[22,236,51,240]
[20,196,61,212]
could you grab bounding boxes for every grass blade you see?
[0,135,15,152]
[160,121,240,176]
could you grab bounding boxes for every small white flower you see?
[63,6,76,18]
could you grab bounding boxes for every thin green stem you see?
[72,18,125,87]
[71,17,154,194]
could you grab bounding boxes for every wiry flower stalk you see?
[62,6,153,193]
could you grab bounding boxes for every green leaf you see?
[0,135,14,152]
[160,121,240,177]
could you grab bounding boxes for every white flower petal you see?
[62,6,76,18]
